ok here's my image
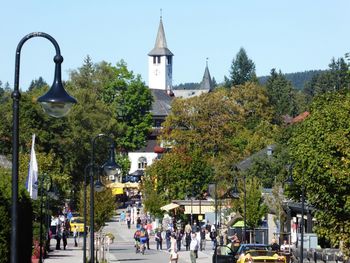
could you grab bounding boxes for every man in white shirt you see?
[190,233,199,263]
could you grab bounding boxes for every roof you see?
[148,17,174,56]
[235,145,276,171]
[199,64,213,91]
[150,89,173,117]
[291,111,310,123]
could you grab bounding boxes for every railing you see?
[291,248,345,263]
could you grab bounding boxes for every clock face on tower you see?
[154,69,159,76]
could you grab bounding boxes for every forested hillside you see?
[259,70,325,90]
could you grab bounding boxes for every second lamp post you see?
[88,134,120,263]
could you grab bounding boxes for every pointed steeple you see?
[148,16,174,56]
[199,58,213,91]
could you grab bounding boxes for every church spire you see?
[199,58,213,91]
[148,16,173,56]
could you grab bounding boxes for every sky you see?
[1,1,350,90]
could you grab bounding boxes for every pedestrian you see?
[271,238,280,251]
[62,226,68,250]
[166,229,172,250]
[175,229,183,251]
[210,229,217,250]
[155,228,163,250]
[200,227,206,251]
[55,224,62,250]
[185,231,191,251]
[126,213,131,229]
[190,232,199,263]
[73,225,78,247]
[170,233,178,263]
[120,211,126,224]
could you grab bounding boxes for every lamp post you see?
[11,32,76,263]
[83,164,92,263]
[285,165,304,263]
[90,134,120,263]
[232,173,247,243]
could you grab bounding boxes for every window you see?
[157,56,161,63]
[153,56,156,64]
[167,56,172,65]
[138,157,147,169]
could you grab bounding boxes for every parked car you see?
[212,245,236,263]
[235,244,286,263]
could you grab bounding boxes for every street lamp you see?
[285,165,304,263]
[11,32,76,263]
[232,173,247,243]
[90,134,120,263]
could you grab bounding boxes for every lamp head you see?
[103,143,121,176]
[94,179,105,192]
[37,55,77,118]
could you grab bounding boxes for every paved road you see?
[44,215,214,263]
[105,216,213,263]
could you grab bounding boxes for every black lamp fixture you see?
[11,32,76,263]
[103,142,121,178]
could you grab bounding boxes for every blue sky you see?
[1,1,349,90]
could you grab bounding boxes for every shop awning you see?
[161,203,180,211]
[184,205,215,214]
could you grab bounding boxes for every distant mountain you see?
[259,70,325,90]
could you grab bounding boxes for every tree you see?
[303,57,350,101]
[78,185,115,231]
[142,147,213,216]
[28,77,48,91]
[225,47,257,88]
[232,176,268,231]
[287,92,350,256]
[265,69,298,119]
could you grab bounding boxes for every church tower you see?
[148,16,174,91]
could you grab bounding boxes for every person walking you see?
[62,226,68,250]
[200,227,206,251]
[166,229,172,250]
[185,231,191,251]
[175,229,183,251]
[73,225,78,247]
[190,232,199,263]
[170,233,179,263]
[155,229,163,250]
[126,213,131,229]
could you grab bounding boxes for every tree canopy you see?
[287,91,350,254]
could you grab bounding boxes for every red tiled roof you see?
[291,111,310,123]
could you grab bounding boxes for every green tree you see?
[233,176,268,230]
[78,185,115,230]
[288,92,350,256]
[28,77,48,91]
[265,69,298,119]
[225,47,257,88]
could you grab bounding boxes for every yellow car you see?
[236,244,286,263]
[70,217,85,233]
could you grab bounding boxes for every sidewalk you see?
[43,237,83,263]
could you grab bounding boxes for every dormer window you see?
[138,157,147,169]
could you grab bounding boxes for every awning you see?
[184,205,215,214]
[160,203,180,211]
[232,220,245,227]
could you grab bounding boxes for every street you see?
[44,215,214,263]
